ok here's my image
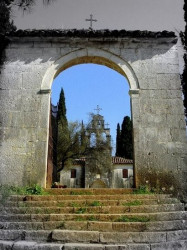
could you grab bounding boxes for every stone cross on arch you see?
[94,105,102,115]
[85,14,97,29]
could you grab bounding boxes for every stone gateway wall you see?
[0,30,186,196]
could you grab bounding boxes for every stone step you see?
[0,229,186,244]
[0,240,187,250]
[1,240,187,250]
[1,197,179,208]
[7,194,172,202]
[1,211,187,223]
[0,203,184,214]
[0,220,187,232]
[44,188,135,195]
[1,211,186,223]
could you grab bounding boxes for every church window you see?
[71,169,77,178]
[122,169,128,178]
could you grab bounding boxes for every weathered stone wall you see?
[0,30,186,196]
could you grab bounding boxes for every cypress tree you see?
[120,116,133,159]
[57,88,68,126]
[115,123,121,156]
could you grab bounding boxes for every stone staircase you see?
[0,188,187,250]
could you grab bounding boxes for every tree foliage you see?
[57,121,87,172]
[180,0,187,120]
[57,88,67,125]
[116,123,121,157]
[115,116,133,159]
[57,112,112,174]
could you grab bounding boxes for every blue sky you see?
[52,64,131,154]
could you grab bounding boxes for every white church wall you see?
[60,165,83,188]
[112,164,133,188]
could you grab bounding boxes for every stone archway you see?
[41,48,139,188]
[41,48,139,92]
[1,30,186,197]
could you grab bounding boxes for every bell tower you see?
[85,107,112,188]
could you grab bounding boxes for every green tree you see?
[121,116,133,159]
[115,123,121,156]
[116,116,133,159]
[180,0,187,121]
[57,121,86,172]
[57,88,67,125]
[56,89,88,172]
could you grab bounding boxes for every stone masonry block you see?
[0,90,22,112]
[0,71,22,90]
[37,243,64,250]
[52,230,100,243]
[119,244,150,250]
[6,48,43,63]
[25,230,50,241]
[34,41,52,48]
[13,241,38,250]
[23,111,39,128]
[87,222,113,232]
[100,232,166,244]
[9,42,34,48]
[167,230,187,241]
[0,240,13,250]
[64,243,104,250]
[138,76,157,89]
[22,71,43,90]
[0,230,23,241]
[157,73,181,90]
[151,241,187,250]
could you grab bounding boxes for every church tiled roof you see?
[111,157,133,164]
[73,156,133,165]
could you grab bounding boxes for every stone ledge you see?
[6,29,176,39]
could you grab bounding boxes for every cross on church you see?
[105,123,110,129]
[85,14,97,29]
[94,105,102,115]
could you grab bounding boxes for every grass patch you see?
[122,200,142,206]
[71,202,80,207]
[89,201,103,207]
[56,222,65,229]
[114,215,150,222]
[0,185,49,198]
[133,185,154,195]
[70,191,92,195]
[58,202,65,207]
[75,216,86,221]
[75,207,87,214]
[74,215,99,221]
[87,216,99,221]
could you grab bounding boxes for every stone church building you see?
[60,112,133,188]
